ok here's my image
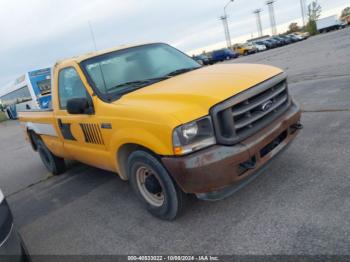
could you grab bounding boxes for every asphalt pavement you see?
[1,28,350,256]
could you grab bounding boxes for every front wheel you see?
[36,139,66,175]
[128,151,184,220]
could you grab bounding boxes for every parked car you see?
[267,38,283,47]
[282,35,299,43]
[251,42,267,52]
[18,43,302,220]
[262,39,278,48]
[0,188,30,261]
[294,31,310,39]
[291,34,305,41]
[233,43,257,56]
[274,36,292,45]
[284,35,300,43]
[193,54,212,65]
[211,48,239,62]
[254,40,274,49]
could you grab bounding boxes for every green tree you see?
[308,1,322,21]
[306,1,322,35]
[306,20,318,35]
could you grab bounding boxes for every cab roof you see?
[55,42,156,66]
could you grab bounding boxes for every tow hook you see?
[292,122,304,130]
[290,122,303,134]
[240,157,257,170]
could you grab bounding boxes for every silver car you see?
[0,188,30,262]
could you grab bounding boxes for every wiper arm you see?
[107,77,170,94]
[165,67,199,77]
[110,80,149,90]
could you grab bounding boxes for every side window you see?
[58,67,89,109]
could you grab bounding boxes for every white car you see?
[254,43,267,52]
[292,34,304,41]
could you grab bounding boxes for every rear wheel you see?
[128,151,183,220]
[6,109,13,120]
[36,139,65,175]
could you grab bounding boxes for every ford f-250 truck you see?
[19,43,302,220]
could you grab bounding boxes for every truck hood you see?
[117,63,283,124]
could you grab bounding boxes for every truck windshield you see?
[81,43,200,101]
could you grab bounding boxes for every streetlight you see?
[224,0,234,17]
[220,0,235,49]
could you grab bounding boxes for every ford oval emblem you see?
[261,100,273,112]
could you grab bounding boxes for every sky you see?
[0,0,349,87]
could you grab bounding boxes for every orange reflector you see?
[173,147,183,155]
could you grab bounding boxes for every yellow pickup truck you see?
[19,43,302,220]
[233,43,257,56]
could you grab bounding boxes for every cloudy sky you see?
[0,0,348,87]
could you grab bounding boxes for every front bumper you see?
[162,103,302,198]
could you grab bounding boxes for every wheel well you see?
[27,129,41,151]
[117,143,160,180]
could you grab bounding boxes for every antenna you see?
[88,20,98,51]
[253,9,263,37]
[266,0,277,35]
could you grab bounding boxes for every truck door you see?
[54,66,112,170]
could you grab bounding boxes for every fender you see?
[110,127,173,178]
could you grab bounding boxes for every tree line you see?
[286,2,349,36]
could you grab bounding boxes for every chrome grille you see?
[233,80,289,137]
[211,73,291,145]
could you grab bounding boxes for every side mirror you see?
[67,98,93,115]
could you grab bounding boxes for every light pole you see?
[254,9,263,37]
[220,0,234,49]
[300,0,307,27]
[266,0,277,35]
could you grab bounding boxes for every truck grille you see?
[211,73,291,145]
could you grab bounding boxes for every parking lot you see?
[1,27,350,256]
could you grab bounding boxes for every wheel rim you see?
[136,166,165,207]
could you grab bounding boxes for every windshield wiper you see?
[165,67,199,77]
[107,77,170,94]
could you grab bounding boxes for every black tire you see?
[244,51,248,56]
[128,150,183,220]
[7,109,13,120]
[36,139,65,175]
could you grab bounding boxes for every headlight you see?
[0,189,4,204]
[172,116,216,155]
